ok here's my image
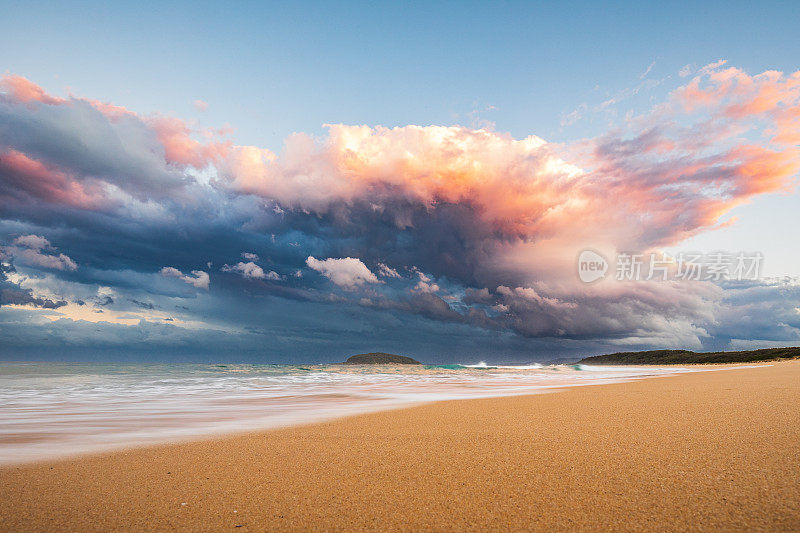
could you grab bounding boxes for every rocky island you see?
[343,352,422,365]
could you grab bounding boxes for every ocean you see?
[0,361,705,464]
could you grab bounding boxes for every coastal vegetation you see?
[577,347,800,365]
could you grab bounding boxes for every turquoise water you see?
[0,361,703,464]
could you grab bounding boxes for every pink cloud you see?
[0,148,104,208]
[3,67,799,284]
[148,115,230,168]
[219,125,584,240]
[1,75,230,172]
[3,67,799,344]
[674,64,800,147]
[0,75,64,105]
[3,235,77,271]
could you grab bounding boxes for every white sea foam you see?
[0,361,722,464]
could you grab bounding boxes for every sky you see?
[1,1,799,363]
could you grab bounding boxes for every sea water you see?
[0,361,704,464]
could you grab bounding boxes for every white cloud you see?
[306,256,380,289]
[193,99,209,111]
[222,261,279,280]
[159,267,210,289]
[560,104,587,127]
[13,234,50,250]
[241,252,259,261]
[17,249,77,271]
[377,263,401,278]
[639,60,656,79]
[412,270,439,293]
[6,234,77,271]
[699,59,727,74]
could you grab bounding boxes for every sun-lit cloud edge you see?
[1,62,799,352]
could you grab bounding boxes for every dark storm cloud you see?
[2,67,800,361]
[0,261,67,309]
[129,299,155,310]
[94,295,114,306]
[704,279,800,347]
[0,88,186,203]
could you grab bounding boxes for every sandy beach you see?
[1,362,799,531]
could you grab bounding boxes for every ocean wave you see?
[0,361,706,464]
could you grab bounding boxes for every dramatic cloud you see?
[0,74,228,209]
[710,278,800,346]
[0,261,67,309]
[1,63,799,360]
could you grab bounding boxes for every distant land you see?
[343,352,422,365]
[577,347,800,365]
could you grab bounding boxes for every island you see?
[577,347,800,365]
[343,352,422,364]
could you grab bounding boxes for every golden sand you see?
[2,362,799,531]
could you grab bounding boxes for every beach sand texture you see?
[1,362,799,531]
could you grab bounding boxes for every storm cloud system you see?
[1,63,799,362]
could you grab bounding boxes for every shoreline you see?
[0,362,725,467]
[0,363,772,469]
[2,361,799,530]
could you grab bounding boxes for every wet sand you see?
[1,362,799,531]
